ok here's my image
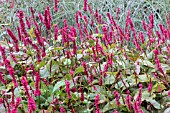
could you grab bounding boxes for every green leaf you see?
[88,39,95,46]
[147,51,154,60]
[92,33,103,38]
[161,63,170,73]
[103,100,117,112]
[104,74,115,85]
[141,91,151,101]
[146,99,163,109]
[134,90,156,101]
[142,60,154,68]
[52,80,65,93]
[63,59,71,65]
[153,83,166,92]
[14,87,21,97]
[73,66,84,76]
[47,96,53,103]
[138,74,150,82]
[40,67,50,78]
[71,93,78,100]
[51,63,59,75]
[36,61,46,70]
[77,54,83,60]
[54,47,64,51]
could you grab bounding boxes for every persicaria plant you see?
[0,1,170,113]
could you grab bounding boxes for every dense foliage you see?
[0,0,170,113]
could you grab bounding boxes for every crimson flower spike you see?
[113,90,120,106]
[11,97,22,113]
[149,13,154,29]
[65,80,71,99]
[38,12,44,23]
[116,7,120,20]
[148,78,152,92]
[17,26,21,41]
[25,17,31,29]
[72,40,77,55]
[30,7,35,19]
[34,72,41,96]
[28,96,37,112]
[142,20,148,31]
[44,6,52,30]
[125,10,131,32]
[54,24,58,40]
[126,90,132,111]
[87,4,94,14]
[7,28,18,43]
[17,10,28,36]
[8,66,18,87]
[138,32,145,44]
[106,12,112,21]
[95,94,101,113]
[75,12,79,24]
[34,29,44,46]
[83,0,87,12]
[0,72,7,85]
[54,0,59,12]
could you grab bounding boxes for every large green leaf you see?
[77,54,83,60]
[142,60,155,68]
[52,80,65,93]
[88,39,95,46]
[103,100,117,112]
[104,74,115,85]
[73,66,84,76]
[146,99,163,109]
[152,83,166,92]
[138,74,150,82]
[40,67,50,78]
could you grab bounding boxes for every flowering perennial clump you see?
[0,0,169,113]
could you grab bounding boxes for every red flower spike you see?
[26,17,31,29]
[30,7,35,19]
[65,80,71,99]
[99,78,103,86]
[10,53,18,63]
[7,28,18,43]
[113,90,120,106]
[60,106,66,113]
[148,83,152,92]
[21,76,30,96]
[28,96,36,112]
[125,90,132,111]
[38,12,44,23]
[0,72,6,84]
[34,72,41,96]
[142,20,147,31]
[83,0,87,12]
[149,14,154,29]
[34,29,44,46]
[8,66,18,87]
[44,6,52,30]
[95,94,101,113]
[11,97,22,113]
[54,0,59,12]
[54,24,58,40]
[17,26,21,41]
